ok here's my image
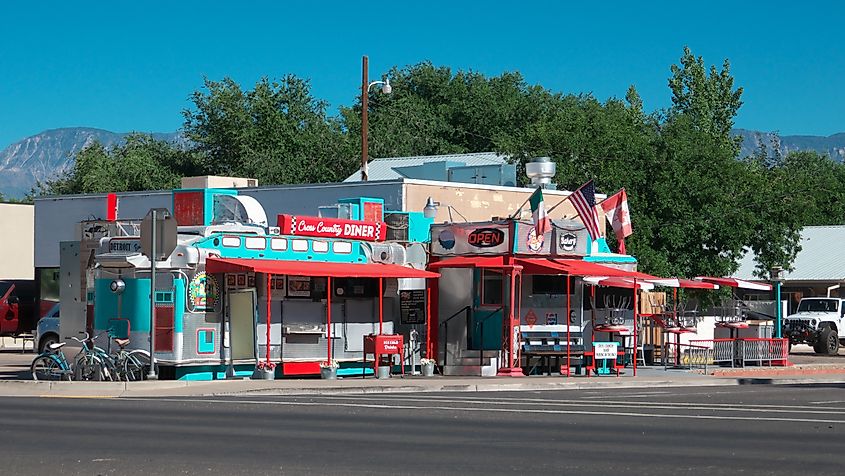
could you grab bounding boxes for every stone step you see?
[441,364,498,377]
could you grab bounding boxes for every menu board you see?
[400,290,426,324]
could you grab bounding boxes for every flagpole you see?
[508,194,533,220]
[546,194,572,214]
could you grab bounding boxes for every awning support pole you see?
[266,273,272,365]
[379,277,384,335]
[425,278,432,359]
[327,276,332,363]
[633,278,638,377]
[566,274,571,377]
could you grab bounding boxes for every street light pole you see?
[360,55,392,182]
[771,265,784,338]
[361,55,369,181]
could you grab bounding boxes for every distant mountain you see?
[0,128,183,199]
[735,128,845,161]
[1,126,844,199]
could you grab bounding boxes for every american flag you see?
[568,180,601,239]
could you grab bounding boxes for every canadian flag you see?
[600,189,632,252]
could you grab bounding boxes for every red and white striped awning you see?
[694,276,772,291]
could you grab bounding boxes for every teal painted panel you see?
[175,364,253,381]
[197,329,215,354]
[470,308,503,351]
[173,277,185,333]
[95,278,152,333]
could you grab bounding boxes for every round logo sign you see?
[526,227,544,253]
[438,229,456,250]
[559,232,578,252]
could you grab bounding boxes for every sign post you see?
[140,208,178,380]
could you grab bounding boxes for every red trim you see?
[206,257,439,279]
[282,361,321,375]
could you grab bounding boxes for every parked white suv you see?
[784,298,845,355]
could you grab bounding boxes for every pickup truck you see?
[0,281,37,339]
[784,297,845,355]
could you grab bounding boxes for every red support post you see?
[266,273,272,364]
[633,278,638,377]
[379,277,384,335]
[425,278,432,359]
[327,276,332,362]
[566,274,571,377]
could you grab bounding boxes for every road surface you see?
[2,383,843,475]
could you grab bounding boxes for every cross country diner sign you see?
[277,214,385,242]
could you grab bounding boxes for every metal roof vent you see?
[525,156,556,189]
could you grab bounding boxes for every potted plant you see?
[420,358,436,377]
[320,360,338,380]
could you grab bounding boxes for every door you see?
[228,289,257,361]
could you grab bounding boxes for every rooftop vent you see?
[525,157,556,189]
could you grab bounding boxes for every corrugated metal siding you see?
[344,152,508,182]
[734,226,845,281]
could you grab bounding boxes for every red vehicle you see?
[0,281,37,337]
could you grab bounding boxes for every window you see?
[245,237,266,250]
[312,241,329,253]
[532,275,567,295]
[333,241,352,254]
[270,238,287,251]
[292,239,309,252]
[480,269,504,306]
[797,299,839,313]
[221,236,240,248]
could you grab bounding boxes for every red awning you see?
[428,256,507,269]
[695,276,772,291]
[428,256,641,278]
[206,257,439,279]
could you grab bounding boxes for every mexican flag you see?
[529,187,551,236]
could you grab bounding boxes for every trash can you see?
[320,367,338,380]
[376,365,391,379]
[643,345,655,366]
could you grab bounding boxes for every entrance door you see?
[228,289,257,361]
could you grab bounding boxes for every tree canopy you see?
[41,47,845,278]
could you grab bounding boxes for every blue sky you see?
[1,1,843,148]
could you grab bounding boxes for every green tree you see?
[183,76,356,185]
[41,134,198,195]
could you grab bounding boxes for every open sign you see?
[468,228,505,248]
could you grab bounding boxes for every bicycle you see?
[30,342,73,381]
[109,337,150,381]
[72,332,114,381]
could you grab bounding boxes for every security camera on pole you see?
[140,208,177,380]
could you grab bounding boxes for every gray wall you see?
[34,181,406,268]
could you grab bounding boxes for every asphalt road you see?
[2,384,844,475]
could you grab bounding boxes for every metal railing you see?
[688,338,789,369]
[439,306,471,367]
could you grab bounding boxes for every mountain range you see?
[1,127,844,199]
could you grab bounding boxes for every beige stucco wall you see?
[403,181,606,230]
[0,203,34,280]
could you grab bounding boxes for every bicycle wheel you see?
[31,355,67,381]
[74,354,108,381]
[123,353,146,381]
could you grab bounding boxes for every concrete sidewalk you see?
[2,366,843,399]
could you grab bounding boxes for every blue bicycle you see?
[30,332,110,381]
[30,341,73,381]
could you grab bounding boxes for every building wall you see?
[35,191,172,268]
[34,181,406,269]
[403,180,607,230]
[0,203,34,280]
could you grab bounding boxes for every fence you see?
[685,338,789,371]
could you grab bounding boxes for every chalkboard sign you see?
[400,290,426,324]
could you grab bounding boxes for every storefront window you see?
[333,241,352,254]
[312,241,329,253]
[292,239,309,252]
[531,275,567,295]
[270,238,287,251]
[480,269,504,306]
[245,237,266,250]
[222,236,240,247]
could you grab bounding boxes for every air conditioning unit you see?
[384,212,410,241]
[368,243,406,265]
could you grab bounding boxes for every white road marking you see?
[124,397,845,425]
[294,395,845,415]
[811,400,845,405]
